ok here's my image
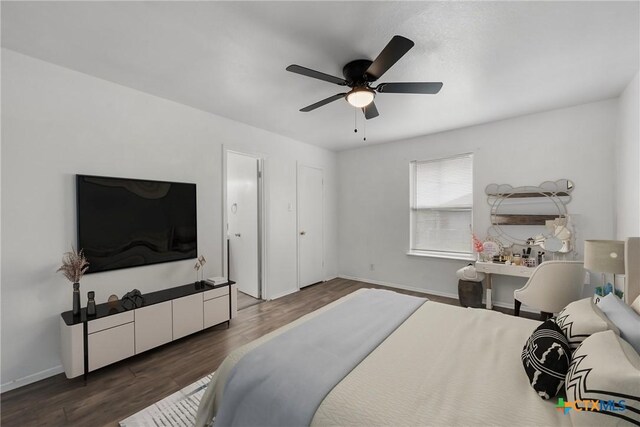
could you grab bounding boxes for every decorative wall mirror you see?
[485,179,575,253]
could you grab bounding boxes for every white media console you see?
[60,281,237,379]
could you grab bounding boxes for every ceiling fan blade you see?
[300,93,347,112]
[376,82,443,94]
[286,64,347,86]
[365,35,415,81]
[362,102,379,120]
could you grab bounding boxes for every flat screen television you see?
[76,175,197,273]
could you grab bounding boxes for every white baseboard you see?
[338,275,538,314]
[267,277,337,301]
[1,365,64,394]
[267,287,299,301]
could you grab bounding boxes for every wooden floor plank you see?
[0,278,535,426]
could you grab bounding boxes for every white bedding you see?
[197,289,572,426]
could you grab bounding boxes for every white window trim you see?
[409,153,474,258]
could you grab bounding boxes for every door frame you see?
[222,147,266,299]
[296,162,325,290]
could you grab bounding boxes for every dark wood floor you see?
[1,278,534,426]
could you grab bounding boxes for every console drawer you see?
[203,286,229,301]
[87,311,134,334]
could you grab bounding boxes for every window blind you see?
[411,154,473,255]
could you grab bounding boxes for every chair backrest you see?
[516,260,585,313]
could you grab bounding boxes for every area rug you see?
[119,373,213,427]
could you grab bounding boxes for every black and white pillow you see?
[565,330,640,426]
[554,297,620,350]
[522,319,571,400]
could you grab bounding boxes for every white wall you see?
[338,99,618,305]
[615,71,640,238]
[0,49,338,391]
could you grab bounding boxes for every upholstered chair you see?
[514,261,585,319]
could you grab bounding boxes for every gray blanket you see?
[214,289,426,427]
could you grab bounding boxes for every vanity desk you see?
[475,261,535,309]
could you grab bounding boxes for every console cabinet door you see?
[204,295,230,328]
[173,294,203,339]
[135,301,173,354]
[88,323,135,371]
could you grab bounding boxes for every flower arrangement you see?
[472,234,484,253]
[57,247,89,283]
[472,234,484,261]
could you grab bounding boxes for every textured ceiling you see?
[2,1,639,151]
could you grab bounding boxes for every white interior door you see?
[298,165,324,288]
[227,152,260,298]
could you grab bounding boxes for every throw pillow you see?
[631,294,640,316]
[565,330,640,426]
[597,293,640,354]
[554,297,619,351]
[521,319,571,400]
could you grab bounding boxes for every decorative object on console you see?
[56,247,89,316]
[521,318,571,400]
[198,255,207,283]
[194,255,207,285]
[107,294,119,307]
[87,291,96,316]
[121,289,144,310]
[584,240,625,297]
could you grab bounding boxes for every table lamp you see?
[584,240,625,297]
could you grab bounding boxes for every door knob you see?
[300,231,306,235]
[235,233,241,237]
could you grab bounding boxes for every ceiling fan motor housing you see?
[342,59,374,86]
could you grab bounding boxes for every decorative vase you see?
[72,283,81,316]
[87,291,96,316]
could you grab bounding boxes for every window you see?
[410,154,473,258]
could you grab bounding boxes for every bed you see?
[196,238,640,427]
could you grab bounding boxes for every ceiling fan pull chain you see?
[354,108,358,133]
[363,117,367,142]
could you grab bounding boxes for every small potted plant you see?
[57,248,89,316]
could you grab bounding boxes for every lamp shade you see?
[346,88,375,108]
[584,240,625,274]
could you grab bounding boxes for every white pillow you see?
[565,330,640,426]
[631,294,640,316]
[554,297,620,350]
[597,293,640,354]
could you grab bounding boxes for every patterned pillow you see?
[554,297,620,350]
[565,330,640,426]
[521,319,571,400]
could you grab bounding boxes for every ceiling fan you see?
[286,35,443,120]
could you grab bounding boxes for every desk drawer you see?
[88,311,134,334]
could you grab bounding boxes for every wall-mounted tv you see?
[76,175,197,273]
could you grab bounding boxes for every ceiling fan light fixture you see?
[346,87,375,108]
